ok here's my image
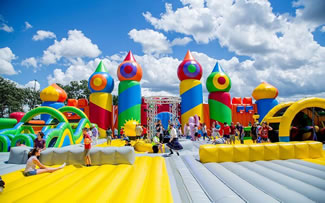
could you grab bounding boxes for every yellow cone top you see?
[252,82,278,100]
[40,83,67,102]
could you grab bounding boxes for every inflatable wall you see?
[88,61,114,138]
[178,50,203,128]
[117,51,142,135]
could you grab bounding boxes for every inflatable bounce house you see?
[1,50,325,152]
[0,50,325,203]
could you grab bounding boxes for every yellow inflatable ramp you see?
[0,156,173,203]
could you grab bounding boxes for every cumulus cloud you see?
[32,30,56,41]
[42,29,101,65]
[0,23,14,32]
[140,0,325,100]
[0,47,17,75]
[24,80,40,91]
[21,57,38,71]
[320,26,325,32]
[128,29,191,55]
[24,21,32,30]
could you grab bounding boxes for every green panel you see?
[209,99,232,124]
[21,106,67,123]
[118,81,140,94]
[118,104,141,130]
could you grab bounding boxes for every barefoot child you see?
[83,128,92,167]
[24,148,65,176]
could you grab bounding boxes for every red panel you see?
[89,102,112,130]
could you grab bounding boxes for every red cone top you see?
[183,50,195,61]
[123,51,136,62]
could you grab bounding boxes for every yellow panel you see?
[263,143,279,161]
[0,157,173,203]
[179,79,201,95]
[218,145,234,162]
[249,144,265,161]
[262,101,294,123]
[98,127,107,138]
[233,145,250,162]
[278,143,295,160]
[306,141,323,158]
[40,85,59,101]
[89,92,112,111]
[181,103,204,128]
[199,144,218,163]
[294,142,309,159]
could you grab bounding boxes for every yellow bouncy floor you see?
[0,156,173,203]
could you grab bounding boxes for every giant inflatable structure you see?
[206,62,232,127]
[117,51,142,133]
[178,50,204,129]
[88,61,114,138]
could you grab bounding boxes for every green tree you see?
[0,77,25,117]
[23,88,42,110]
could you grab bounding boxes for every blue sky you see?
[1,0,325,102]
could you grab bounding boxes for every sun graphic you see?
[122,119,139,137]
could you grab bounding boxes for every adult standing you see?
[223,122,231,144]
[83,128,92,167]
[202,123,208,141]
[184,123,191,139]
[106,127,112,145]
[156,120,164,143]
[113,128,118,139]
[259,121,273,143]
[91,125,98,145]
[236,122,244,144]
[229,122,236,144]
[167,124,183,156]
[135,124,143,140]
[250,122,258,143]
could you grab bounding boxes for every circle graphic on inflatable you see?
[183,61,200,78]
[213,73,230,90]
[90,74,107,91]
[119,62,137,79]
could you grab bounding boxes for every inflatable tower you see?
[40,84,67,121]
[117,51,142,134]
[252,82,278,122]
[178,50,203,128]
[206,62,232,126]
[88,61,114,138]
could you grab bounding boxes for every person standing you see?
[167,124,183,156]
[250,122,258,143]
[106,127,112,145]
[142,125,147,140]
[91,125,98,145]
[113,128,118,138]
[83,128,92,167]
[135,124,143,140]
[194,124,199,141]
[259,121,273,143]
[202,123,208,141]
[178,124,183,137]
[211,122,217,141]
[224,122,231,144]
[184,123,191,139]
[152,133,163,153]
[236,122,244,144]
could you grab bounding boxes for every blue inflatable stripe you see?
[279,136,290,142]
[118,84,141,114]
[181,83,203,114]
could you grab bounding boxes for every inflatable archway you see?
[20,106,68,123]
[58,106,88,119]
[263,97,325,142]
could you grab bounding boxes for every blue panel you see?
[181,84,203,114]
[245,105,254,112]
[256,99,279,122]
[279,136,290,142]
[236,106,245,112]
[41,102,64,121]
[61,134,71,147]
[118,84,141,114]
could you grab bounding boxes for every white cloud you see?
[320,26,325,32]
[32,30,56,41]
[42,29,101,65]
[171,37,192,46]
[24,80,40,91]
[293,0,325,26]
[128,29,192,55]
[0,23,14,32]
[24,21,32,30]
[0,47,17,75]
[21,57,38,71]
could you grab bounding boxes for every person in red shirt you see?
[223,122,231,144]
[259,121,273,143]
[83,128,92,167]
[142,125,147,140]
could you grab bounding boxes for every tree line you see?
[0,77,118,118]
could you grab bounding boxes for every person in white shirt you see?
[135,124,143,139]
[24,148,65,176]
[166,124,183,156]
